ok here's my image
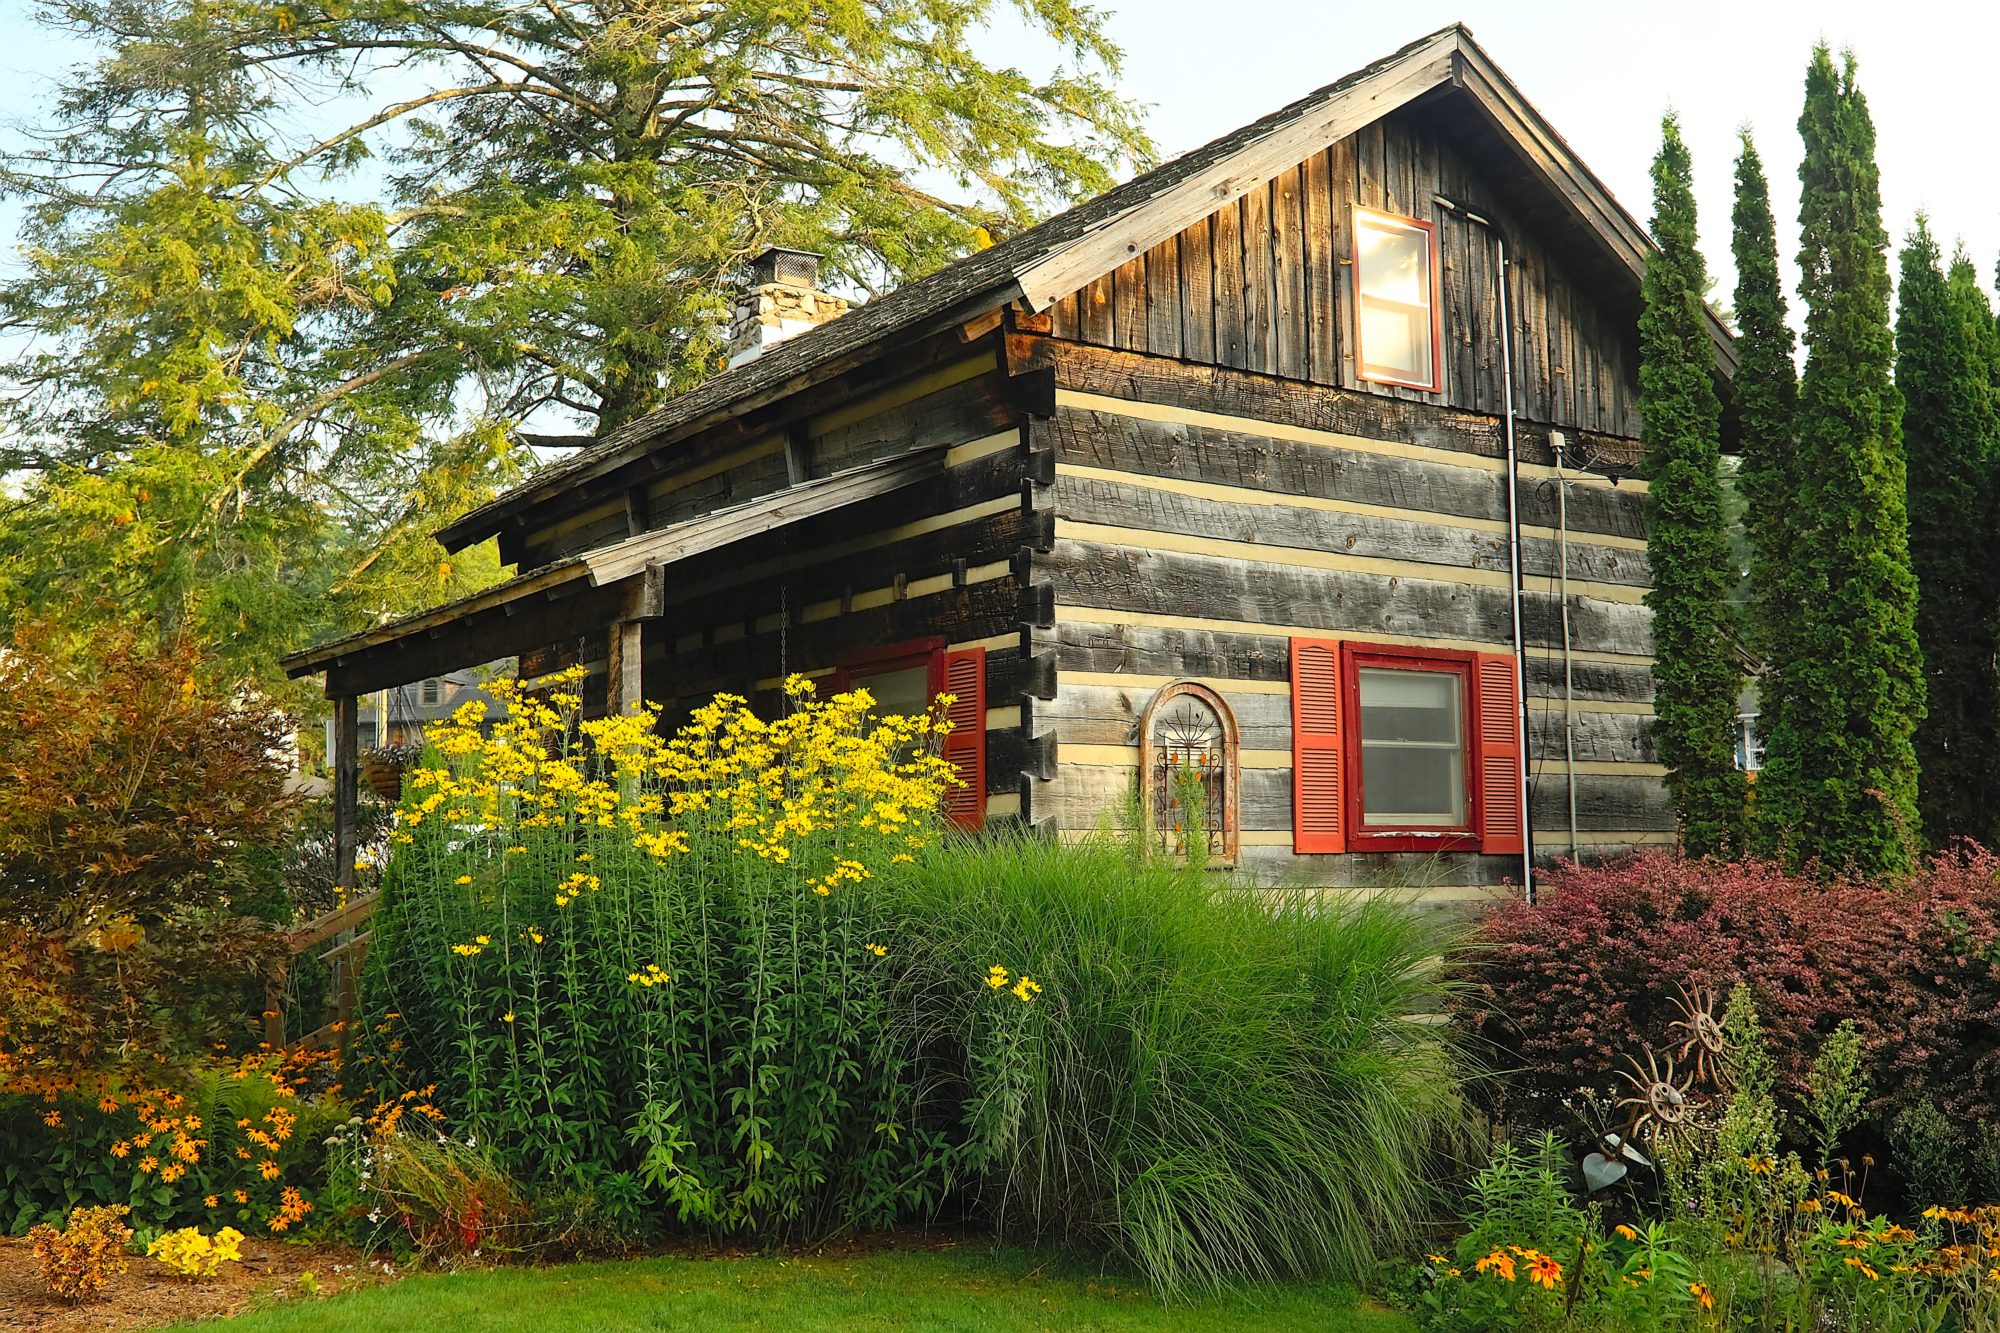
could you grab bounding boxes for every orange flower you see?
[204,1195,219,1208]
[1526,1254,1563,1289]
[1475,1250,1517,1281]
[1614,1224,1639,1241]
[258,1159,281,1180]
[233,1190,248,1204]
[109,1140,130,1158]
[1690,1281,1715,1310]
[137,1155,158,1174]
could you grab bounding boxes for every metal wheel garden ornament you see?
[1667,983,1729,1089]
[1616,1045,1694,1152]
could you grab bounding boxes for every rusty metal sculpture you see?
[1667,983,1729,1089]
[1616,1045,1694,1149]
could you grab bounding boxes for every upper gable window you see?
[1353,208,1441,392]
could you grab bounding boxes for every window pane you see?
[1360,303,1428,384]
[854,664,930,718]
[1358,667,1464,826]
[1359,669,1459,743]
[1357,223,1430,306]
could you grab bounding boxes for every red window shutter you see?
[1474,652,1525,856]
[1291,638,1346,853]
[939,648,987,830]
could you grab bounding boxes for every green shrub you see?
[888,834,1470,1298]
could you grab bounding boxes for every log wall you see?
[1012,338,1671,889]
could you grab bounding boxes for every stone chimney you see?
[725,247,849,368]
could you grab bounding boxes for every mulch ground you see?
[0,1236,385,1331]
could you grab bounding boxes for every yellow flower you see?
[1690,1282,1714,1310]
[986,965,1010,990]
[1012,976,1043,1003]
[1614,1224,1638,1242]
[455,875,473,885]
[864,943,888,958]
[502,1012,516,1023]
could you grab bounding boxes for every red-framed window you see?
[1291,638,1522,856]
[833,637,986,831]
[1352,207,1443,393]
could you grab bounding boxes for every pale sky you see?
[0,1,1994,325]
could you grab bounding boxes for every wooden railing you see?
[266,891,380,1051]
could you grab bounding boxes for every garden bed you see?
[0,1237,380,1332]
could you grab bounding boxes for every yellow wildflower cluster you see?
[397,668,956,911]
[147,1226,244,1280]
[984,965,1042,1003]
[554,872,600,908]
[450,936,490,957]
[628,963,672,988]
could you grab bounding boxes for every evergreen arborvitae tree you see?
[1762,46,1925,875]
[1898,223,2000,845]
[1639,114,1746,854]
[1729,133,1802,857]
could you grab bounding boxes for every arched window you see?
[1139,682,1239,865]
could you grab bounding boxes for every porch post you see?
[605,563,664,718]
[606,620,644,717]
[332,693,359,887]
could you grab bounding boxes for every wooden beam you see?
[332,695,359,890]
[583,448,946,585]
[607,619,644,717]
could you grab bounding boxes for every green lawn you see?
[169,1243,1418,1332]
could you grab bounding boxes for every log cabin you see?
[282,23,1736,905]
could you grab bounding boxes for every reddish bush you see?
[1450,850,2000,1128]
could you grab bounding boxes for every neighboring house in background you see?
[284,25,1734,904]
[324,670,501,754]
[1734,685,1764,776]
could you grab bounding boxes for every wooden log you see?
[1049,619,1657,703]
[1038,404,1646,542]
[1010,335,1643,479]
[1178,213,1215,364]
[812,370,1020,475]
[1041,761,1670,835]
[1042,539,1653,658]
[1050,471,1649,587]
[1045,678,1652,764]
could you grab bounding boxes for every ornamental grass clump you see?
[351,670,961,1240]
[889,835,1471,1299]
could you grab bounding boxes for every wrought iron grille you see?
[1151,698,1226,858]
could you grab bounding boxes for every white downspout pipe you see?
[1436,195,1535,900]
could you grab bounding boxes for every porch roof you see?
[281,446,947,696]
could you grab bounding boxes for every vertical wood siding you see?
[1048,105,1641,439]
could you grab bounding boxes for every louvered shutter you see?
[1475,652,1525,856]
[1291,638,1346,853]
[939,648,987,831]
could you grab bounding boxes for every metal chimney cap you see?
[748,246,824,288]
